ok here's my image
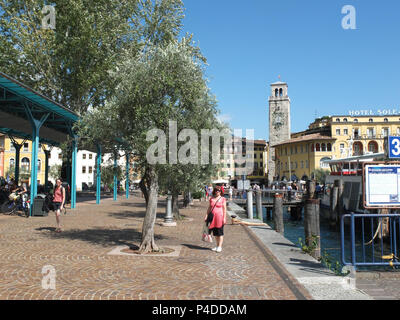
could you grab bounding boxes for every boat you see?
[320,152,386,214]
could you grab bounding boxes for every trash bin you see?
[32,197,47,216]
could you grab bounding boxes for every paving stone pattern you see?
[0,195,312,300]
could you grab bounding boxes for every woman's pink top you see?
[208,196,226,229]
[53,186,64,203]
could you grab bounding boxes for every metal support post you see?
[113,152,118,201]
[24,105,49,217]
[71,137,78,209]
[96,144,102,204]
[125,153,130,199]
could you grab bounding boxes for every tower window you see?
[279,88,283,97]
[275,89,278,97]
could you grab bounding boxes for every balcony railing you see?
[353,134,388,140]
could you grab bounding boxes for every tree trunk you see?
[139,176,149,206]
[139,167,160,253]
[172,191,183,220]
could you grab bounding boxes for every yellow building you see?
[273,115,400,181]
[0,134,47,185]
[216,138,269,184]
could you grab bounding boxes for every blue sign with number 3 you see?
[388,136,400,158]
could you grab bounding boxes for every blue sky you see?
[181,0,400,140]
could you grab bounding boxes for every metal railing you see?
[341,213,400,268]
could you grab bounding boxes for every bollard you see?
[161,192,176,227]
[256,190,263,222]
[273,193,284,235]
[304,198,321,259]
[330,185,339,226]
[337,179,344,222]
[246,189,253,219]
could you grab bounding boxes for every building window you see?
[327,143,332,151]
[368,141,378,153]
[10,144,15,152]
[301,161,304,168]
[367,128,374,137]
[384,118,388,123]
[306,160,309,168]
[340,143,345,153]
[58,153,62,159]
[21,157,30,173]
[9,158,15,168]
[295,146,298,154]
[336,129,340,135]
[344,128,348,135]
[382,128,389,137]
[89,166,92,174]
[354,119,358,123]
[311,144,314,152]
[23,142,29,152]
[315,143,321,152]
[336,118,340,122]
[369,118,373,122]
[353,142,363,156]
[321,143,326,152]
[83,153,86,159]
[343,118,348,122]
[89,154,93,160]
[82,166,86,174]
[37,159,41,172]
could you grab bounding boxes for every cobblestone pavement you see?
[0,194,312,300]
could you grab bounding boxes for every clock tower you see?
[268,81,291,184]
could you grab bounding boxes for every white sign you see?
[365,165,400,208]
[348,108,400,116]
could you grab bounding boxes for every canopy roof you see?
[0,71,79,145]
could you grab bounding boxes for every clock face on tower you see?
[272,112,284,129]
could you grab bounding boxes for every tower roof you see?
[271,81,287,85]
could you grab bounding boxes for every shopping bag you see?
[201,223,213,243]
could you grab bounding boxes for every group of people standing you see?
[1,177,66,233]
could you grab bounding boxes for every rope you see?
[364,220,382,245]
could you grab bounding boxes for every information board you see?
[364,164,400,208]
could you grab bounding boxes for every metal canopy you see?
[0,71,79,145]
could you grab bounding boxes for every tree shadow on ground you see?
[108,210,165,220]
[288,258,333,275]
[272,242,298,248]
[182,244,211,251]
[119,202,147,208]
[35,227,168,248]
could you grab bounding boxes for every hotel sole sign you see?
[348,109,400,116]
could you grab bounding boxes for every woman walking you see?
[204,186,227,253]
[53,178,66,233]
